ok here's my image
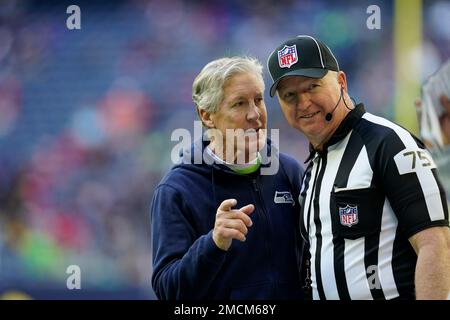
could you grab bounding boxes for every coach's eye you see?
[232,101,245,108]
[308,84,320,91]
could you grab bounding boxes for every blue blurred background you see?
[0,0,449,299]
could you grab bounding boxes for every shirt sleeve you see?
[376,129,449,239]
[150,183,227,300]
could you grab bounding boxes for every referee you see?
[267,35,450,300]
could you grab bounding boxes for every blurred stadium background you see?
[0,0,449,299]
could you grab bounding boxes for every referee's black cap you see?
[267,35,340,97]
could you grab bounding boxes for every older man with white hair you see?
[151,56,305,300]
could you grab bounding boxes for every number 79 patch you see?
[393,148,437,175]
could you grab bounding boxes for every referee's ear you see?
[337,71,348,93]
[197,107,215,128]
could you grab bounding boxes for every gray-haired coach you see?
[151,56,305,300]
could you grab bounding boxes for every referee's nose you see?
[296,92,312,111]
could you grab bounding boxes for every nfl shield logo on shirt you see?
[339,205,359,227]
[278,45,298,68]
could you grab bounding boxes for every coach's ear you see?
[198,108,215,128]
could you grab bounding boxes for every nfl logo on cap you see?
[267,35,340,97]
[278,45,298,68]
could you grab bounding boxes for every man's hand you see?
[212,199,254,251]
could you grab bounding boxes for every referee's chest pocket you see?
[330,186,384,240]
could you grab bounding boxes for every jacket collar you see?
[179,137,277,175]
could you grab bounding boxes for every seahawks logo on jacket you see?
[274,191,295,205]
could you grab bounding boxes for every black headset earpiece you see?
[325,86,344,122]
[342,87,354,111]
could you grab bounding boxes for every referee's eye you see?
[283,91,296,102]
[308,83,320,91]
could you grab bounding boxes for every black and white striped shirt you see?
[299,104,449,300]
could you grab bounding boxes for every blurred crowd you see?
[0,0,449,299]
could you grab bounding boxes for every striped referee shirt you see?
[299,104,449,300]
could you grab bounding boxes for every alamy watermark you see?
[66,5,81,30]
[367,265,381,290]
[66,265,81,290]
[366,5,381,30]
[171,121,280,175]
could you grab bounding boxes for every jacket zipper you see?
[252,177,277,296]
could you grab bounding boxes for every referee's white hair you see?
[192,56,264,114]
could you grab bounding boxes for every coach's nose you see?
[246,103,261,122]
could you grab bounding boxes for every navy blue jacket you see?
[150,140,304,300]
